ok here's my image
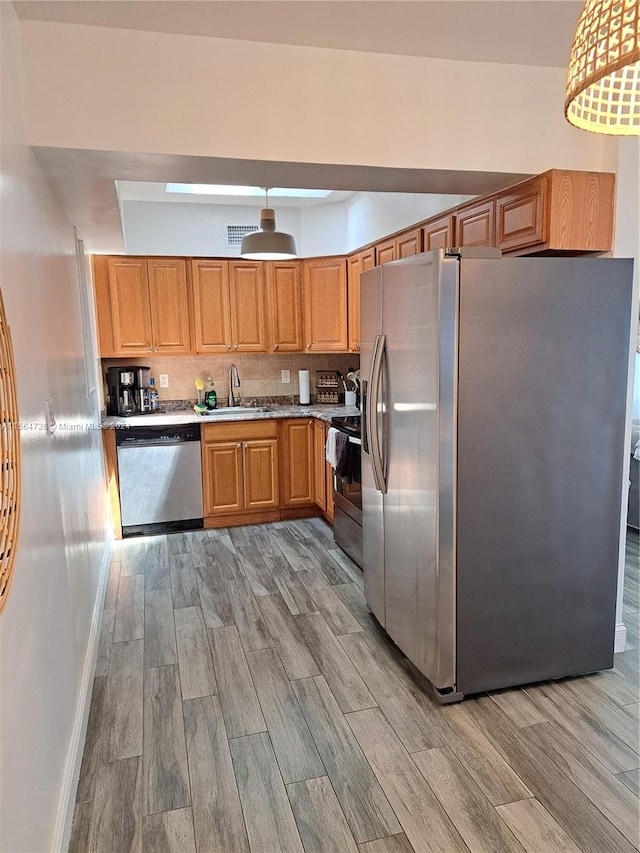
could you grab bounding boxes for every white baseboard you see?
[52,539,113,852]
[614,621,627,654]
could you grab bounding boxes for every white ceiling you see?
[14,1,583,68]
[17,1,578,252]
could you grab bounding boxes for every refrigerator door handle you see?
[369,333,388,495]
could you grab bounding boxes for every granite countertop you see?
[102,403,360,429]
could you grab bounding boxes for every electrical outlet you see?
[281,370,291,384]
[159,374,169,389]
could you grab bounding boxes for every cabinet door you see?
[191,260,232,353]
[243,439,279,510]
[313,419,327,510]
[303,257,348,352]
[375,238,396,266]
[496,176,547,253]
[397,228,422,258]
[280,419,314,506]
[202,441,243,516]
[347,248,374,353]
[422,215,455,251]
[106,257,153,355]
[229,261,267,352]
[455,201,496,247]
[147,259,193,354]
[266,261,303,352]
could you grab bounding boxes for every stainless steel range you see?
[330,414,362,568]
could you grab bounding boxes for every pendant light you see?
[565,0,640,135]
[240,188,297,259]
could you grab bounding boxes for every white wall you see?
[0,5,110,851]
[299,201,348,256]
[344,192,472,251]
[122,193,477,259]
[613,137,640,650]
[122,200,301,257]
[20,21,613,175]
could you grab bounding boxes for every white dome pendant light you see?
[240,188,297,259]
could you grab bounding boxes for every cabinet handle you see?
[306,343,311,349]
[243,442,248,449]
[237,443,242,448]
[274,342,279,350]
[154,346,159,351]
[356,342,361,350]
[227,344,231,351]
[233,344,238,350]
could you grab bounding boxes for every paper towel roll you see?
[299,369,311,405]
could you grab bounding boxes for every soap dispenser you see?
[204,377,217,410]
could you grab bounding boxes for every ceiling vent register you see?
[227,225,258,246]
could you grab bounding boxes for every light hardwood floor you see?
[71,522,640,853]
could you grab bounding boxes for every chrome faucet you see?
[228,363,241,407]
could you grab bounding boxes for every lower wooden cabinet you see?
[280,419,315,507]
[314,419,327,510]
[202,421,279,526]
[202,417,335,527]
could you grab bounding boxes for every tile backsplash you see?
[101,353,360,405]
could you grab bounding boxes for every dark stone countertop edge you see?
[102,403,360,429]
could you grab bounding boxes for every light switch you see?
[159,374,169,388]
[281,370,291,384]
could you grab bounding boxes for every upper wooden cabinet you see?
[455,200,496,248]
[397,228,422,258]
[496,177,546,253]
[93,171,616,358]
[93,256,192,357]
[374,227,422,266]
[347,248,375,353]
[422,215,456,251]
[190,259,232,353]
[303,257,348,352]
[190,259,267,353]
[375,237,396,266]
[266,261,304,352]
[497,170,615,255]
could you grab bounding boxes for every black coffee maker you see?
[106,366,151,416]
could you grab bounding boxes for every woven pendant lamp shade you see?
[565,0,640,134]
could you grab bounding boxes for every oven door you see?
[332,433,363,568]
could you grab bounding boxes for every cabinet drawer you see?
[202,420,278,442]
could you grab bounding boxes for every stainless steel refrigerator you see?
[360,248,633,701]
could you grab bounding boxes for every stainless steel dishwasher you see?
[116,423,203,536]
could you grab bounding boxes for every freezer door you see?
[381,252,458,689]
[456,257,633,694]
[360,266,386,625]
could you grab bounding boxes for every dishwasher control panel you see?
[115,423,201,446]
